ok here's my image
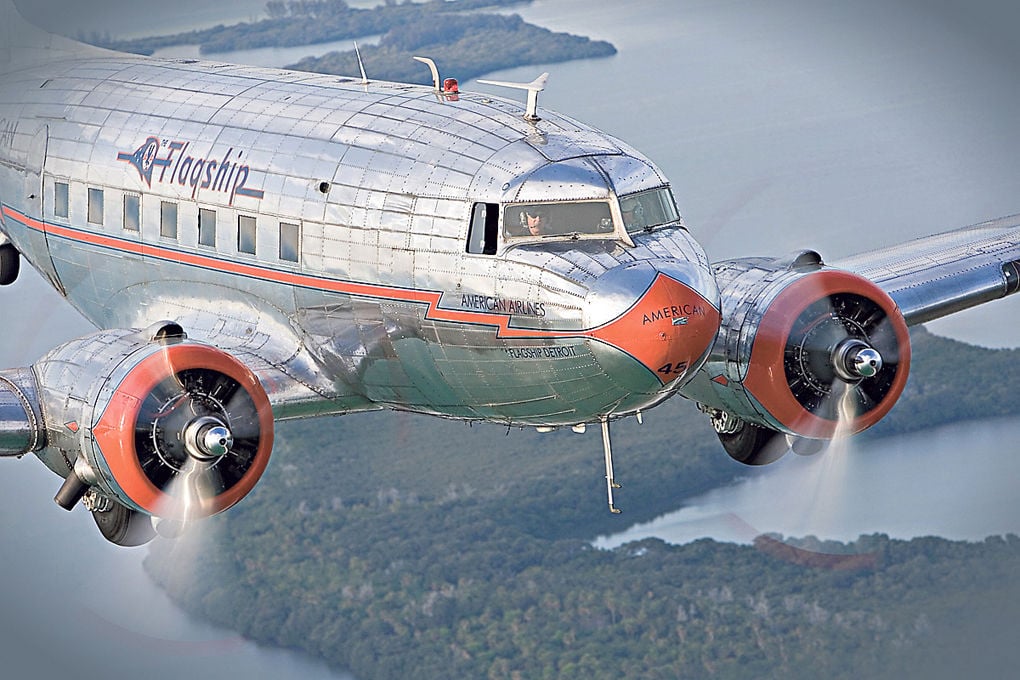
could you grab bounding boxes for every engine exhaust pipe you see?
[54,470,89,510]
[53,456,98,510]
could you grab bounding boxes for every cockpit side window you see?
[467,202,499,255]
[619,188,681,233]
[504,201,614,240]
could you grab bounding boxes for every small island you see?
[80,4,1020,678]
[87,0,617,85]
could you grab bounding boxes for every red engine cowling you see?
[26,326,274,529]
[685,254,911,459]
[91,343,273,518]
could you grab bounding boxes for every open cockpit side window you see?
[467,202,499,255]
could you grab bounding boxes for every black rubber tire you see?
[0,243,19,286]
[92,502,157,547]
[717,420,789,466]
[791,437,826,456]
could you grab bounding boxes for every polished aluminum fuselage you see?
[0,43,720,426]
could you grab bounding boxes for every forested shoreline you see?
[84,0,617,86]
[99,10,1020,673]
[285,13,616,85]
[146,328,1020,679]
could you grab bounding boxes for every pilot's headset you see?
[519,207,541,232]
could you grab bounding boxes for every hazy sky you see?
[7,0,1020,347]
[1,2,1019,678]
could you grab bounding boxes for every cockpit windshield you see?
[500,189,680,248]
[619,188,681,233]
[504,201,614,240]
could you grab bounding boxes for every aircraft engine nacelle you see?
[0,324,273,543]
[687,252,911,464]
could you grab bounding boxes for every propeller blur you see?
[2,1,1020,543]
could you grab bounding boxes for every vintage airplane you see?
[2,1,1018,546]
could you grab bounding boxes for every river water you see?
[595,417,1020,550]
[2,1,1019,678]
[2,459,350,680]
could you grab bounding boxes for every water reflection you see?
[153,35,382,69]
[0,459,354,680]
[595,417,1020,549]
[3,0,1020,676]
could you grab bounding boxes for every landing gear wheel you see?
[791,437,825,456]
[718,420,788,466]
[0,244,19,286]
[92,502,157,546]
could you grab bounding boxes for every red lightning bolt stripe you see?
[2,205,719,380]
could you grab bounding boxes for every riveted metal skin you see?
[0,28,721,430]
[0,368,44,456]
[679,258,911,439]
[5,1,1020,496]
[27,329,273,517]
[834,214,1020,325]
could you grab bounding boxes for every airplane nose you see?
[584,260,721,385]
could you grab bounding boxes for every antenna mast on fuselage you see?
[477,72,549,122]
[354,42,368,85]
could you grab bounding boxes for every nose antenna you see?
[477,72,549,122]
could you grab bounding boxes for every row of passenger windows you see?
[54,181,300,263]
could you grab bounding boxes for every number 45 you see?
[657,361,688,377]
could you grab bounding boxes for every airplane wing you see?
[3,0,1018,538]
[832,214,1020,325]
[693,213,1020,467]
[1,0,103,67]
[98,290,382,422]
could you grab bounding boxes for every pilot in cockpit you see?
[620,197,646,230]
[519,206,547,236]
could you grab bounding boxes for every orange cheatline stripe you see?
[1,204,583,340]
[1,205,713,382]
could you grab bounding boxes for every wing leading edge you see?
[687,213,1020,467]
[833,214,1020,326]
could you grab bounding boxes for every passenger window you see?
[238,215,256,254]
[279,222,299,262]
[54,181,69,218]
[467,203,498,254]
[160,201,178,239]
[199,208,217,247]
[88,188,104,225]
[123,194,140,232]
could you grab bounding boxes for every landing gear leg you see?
[601,417,622,514]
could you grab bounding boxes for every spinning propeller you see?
[34,325,274,545]
[782,292,901,425]
[707,262,912,466]
[137,363,263,523]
